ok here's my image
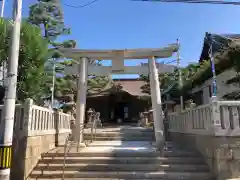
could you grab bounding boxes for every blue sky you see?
[4,0,240,78]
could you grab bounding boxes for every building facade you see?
[86,79,150,123]
[190,68,238,105]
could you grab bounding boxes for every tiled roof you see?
[113,79,149,97]
[221,34,240,39]
[88,79,149,97]
[199,32,240,62]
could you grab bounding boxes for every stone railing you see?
[5,98,72,180]
[169,101,240,136]
[169,103,212,134]
[168,100,240,180]
[29,104,71,136]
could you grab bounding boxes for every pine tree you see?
[28,0,70,42]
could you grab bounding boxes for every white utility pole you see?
[0,0,6,87]
[149,56,164,150]
[0,0,22,179]
[176,39,184,111]
[1,0,5,17]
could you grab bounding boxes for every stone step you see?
[83,132,154,137]
[42,151,199,158]
[84,128,154,133]
[28,178,215,180]
[29,171,214,179]
[84,136,154,141]
[39,156,205,165]
[35,163,210,172]
[83,134,155,138]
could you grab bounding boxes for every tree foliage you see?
[28,0,78,108]
[0,19,49,103]
[28,0,70,42]
[144,42,240,102]
[140,61,210,103]
[182,36,240,100]
[140,72,177,95]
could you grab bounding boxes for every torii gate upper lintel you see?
[59,43,179,60]
[61,43,179,75]
[59,43,179,150]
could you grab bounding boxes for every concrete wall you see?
[168,100,240,180]
[171,132,240,180]
[4,99,71,180]
[11,132,69,180]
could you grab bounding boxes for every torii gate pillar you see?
[149,57,164,149]
[74,57,88,148]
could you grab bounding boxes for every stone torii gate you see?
[60,43,179,149]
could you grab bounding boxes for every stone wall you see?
[10,132,69,180]
[168,100,240,180]
[171,132,240,180]
[3,99,72,180]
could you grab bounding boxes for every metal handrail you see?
[62,133,72,180]
[62,112,99,179]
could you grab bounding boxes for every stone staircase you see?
[83,126,155,141]
[28,126,215,180]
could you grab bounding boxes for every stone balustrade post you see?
[54,109,62,146]
[23,98,33,137]
[210,97,222,135]
[54,110,60,133]
[188,103,195,133]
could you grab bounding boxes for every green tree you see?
[0,19,48,103]
[140,71,179,95]
[28,0,77,106]
[28,0,69,42]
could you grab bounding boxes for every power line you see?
[63,0,100,8]
[133,0,240,5]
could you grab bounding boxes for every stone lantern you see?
[86,108,94,128]
[138,111,149,127]
[87,108,94,123]
[95,112,103,128]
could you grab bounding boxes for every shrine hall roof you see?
[199,32,240,62]
[113,79,148,97]
[88,79,149,97]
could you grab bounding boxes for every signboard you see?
[111,69,125,73]
[112,50,124,71]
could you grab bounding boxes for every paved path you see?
[82,125,156,153]
[81,140,157,153]
[50,125,155,153]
